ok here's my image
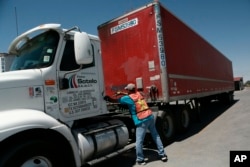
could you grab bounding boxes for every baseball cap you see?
[124,83,136,90]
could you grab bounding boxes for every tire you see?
[221,92,234,104]
[175,106,191,133]
[156,110,175,145]
[216,92,234,105]
[0,139,65,167]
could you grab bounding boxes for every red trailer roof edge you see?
[98,1,157,30]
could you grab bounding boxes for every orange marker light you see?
[45,80,55,85]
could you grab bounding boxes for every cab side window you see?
[60,40,80,71]
[60,40,95,71]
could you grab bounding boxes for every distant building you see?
[0,55,4,72]
[0,53,15,72]
[234,77,244,91]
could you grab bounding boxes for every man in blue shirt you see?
[104,83,167,165]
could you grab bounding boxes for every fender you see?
[0,109,81,166]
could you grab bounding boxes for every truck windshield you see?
[10,30,59,71]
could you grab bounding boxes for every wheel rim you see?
[21,156,53,167]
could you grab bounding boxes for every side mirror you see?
[74,32,93,64]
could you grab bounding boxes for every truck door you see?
[57,38,102,122]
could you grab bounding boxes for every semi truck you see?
[0,1,234,167]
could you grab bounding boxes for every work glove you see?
[103,95,111,101]
[115,91,127,96]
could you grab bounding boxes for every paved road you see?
[92,88,250,167]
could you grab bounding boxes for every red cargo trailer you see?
[98,1,234,101]
[98,1,234,142]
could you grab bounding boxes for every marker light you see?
[45,80,55,85]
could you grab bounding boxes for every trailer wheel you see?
[219,92,234,104]
[0,139,66,167]
[176,106,191,133]
[156,110,175,145]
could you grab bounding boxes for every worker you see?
[104,83,168,165]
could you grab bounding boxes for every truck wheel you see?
[225,93,233,104]
[176,106,191,133]
[156,110,175,145]
[0,139,65,167]
[217,92,234,105]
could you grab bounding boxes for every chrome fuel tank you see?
[76,119,129,162]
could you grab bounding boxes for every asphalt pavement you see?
[92,87,250,167]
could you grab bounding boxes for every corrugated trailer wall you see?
[160,4,234,100]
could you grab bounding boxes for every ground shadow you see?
[144,99,239,148]
[174,99,239,142]
[90,149,136,167]
[91,148,164,167]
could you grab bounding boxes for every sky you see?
[0,0,250,81]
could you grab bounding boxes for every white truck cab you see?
[7,24,107,123]
[0,24,131,167]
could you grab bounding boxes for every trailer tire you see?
[0,139,68,167]
[176,106,191,133]
[156,110,175,145]
[219,92,234,104]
